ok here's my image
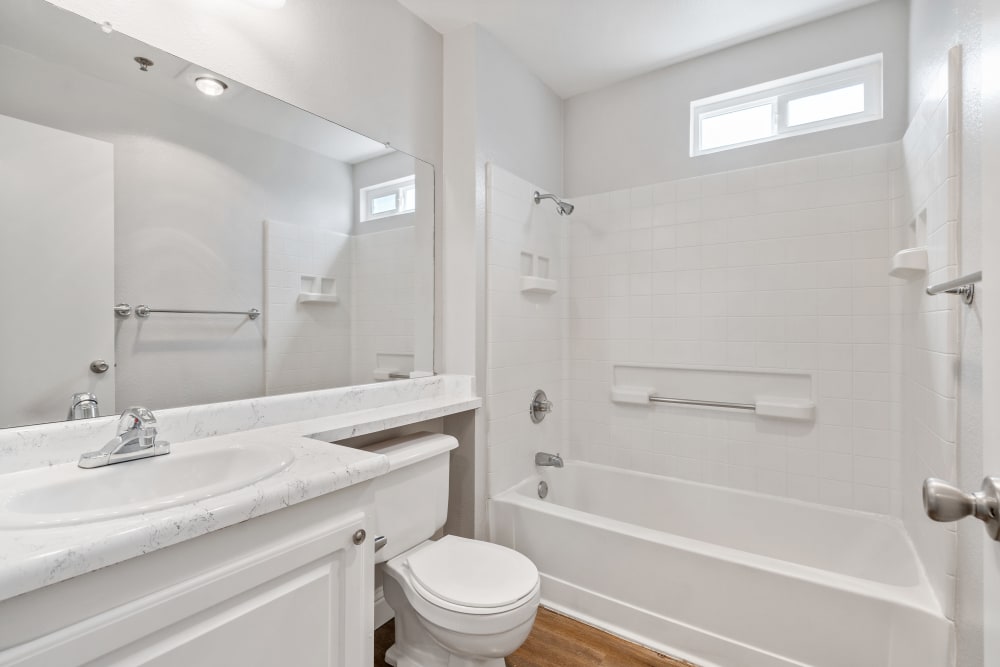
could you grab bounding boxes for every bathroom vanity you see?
[0,377,480,666]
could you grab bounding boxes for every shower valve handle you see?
[923,477,1000,540]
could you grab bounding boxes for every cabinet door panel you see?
[2,511,372,667]
[105,561,339,667]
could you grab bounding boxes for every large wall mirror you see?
[0,0,435,429]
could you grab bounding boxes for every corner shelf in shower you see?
[888,247,927,280]
[520,276,558,295]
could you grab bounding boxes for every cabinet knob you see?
[352,529,366,545]
[90,359,110,374]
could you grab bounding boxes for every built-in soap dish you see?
[520,276,558,295]
[520,252,557,295]
[297,275,339,304]
[889,247,927,280]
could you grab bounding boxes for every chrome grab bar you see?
[926,270,982,305]
[649,396,756,411]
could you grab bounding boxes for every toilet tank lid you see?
[405,535,539,609]
[361,432,458,471]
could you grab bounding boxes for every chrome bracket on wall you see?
[926,270,982,305]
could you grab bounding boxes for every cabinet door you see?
[3,512,372,667]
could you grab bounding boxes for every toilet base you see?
[382,568,536,667]
[384,642,504,667]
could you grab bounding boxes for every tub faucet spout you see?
[535,452,563,468]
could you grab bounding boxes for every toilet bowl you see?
[382,535,541,667]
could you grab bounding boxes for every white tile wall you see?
[566,144,901,515]
[264,220,352,395]
[485,164,568,495]
[350,225,417,384]
[894,48,962,619]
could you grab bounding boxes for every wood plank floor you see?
[374,607,696,667]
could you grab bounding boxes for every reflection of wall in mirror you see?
[350,153,427,383]
[0,114,115,428]
[0,42,354,412]
[264,220,353,395]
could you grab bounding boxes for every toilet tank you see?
[362,432,457,562]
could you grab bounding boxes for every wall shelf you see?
[889,247,927,280]
[297,293,340,304]
[520,276,558,295]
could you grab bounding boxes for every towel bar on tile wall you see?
[926,270,982,305]
[113,304,260,320]
[610,386,815,420]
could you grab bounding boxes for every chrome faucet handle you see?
[530,389,553,423]
[116,406,158,446]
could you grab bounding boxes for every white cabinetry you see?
[0,490,373,667]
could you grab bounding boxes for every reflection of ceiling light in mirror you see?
[195,77,228,97]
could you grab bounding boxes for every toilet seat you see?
[406,536,539,611]
[384,536,541,634]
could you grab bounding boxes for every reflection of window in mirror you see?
[361,175,416,221]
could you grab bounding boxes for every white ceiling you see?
[398,0,881,98]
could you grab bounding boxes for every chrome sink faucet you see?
[535,452,563,468]
[79,406,171,469]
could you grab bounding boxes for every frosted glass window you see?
[370,193,397,216]
[360,175,416,221]
[787,83,865,127]
[690,54,882,156]
[700,103,774,151]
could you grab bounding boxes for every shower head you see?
[533,191,574,216]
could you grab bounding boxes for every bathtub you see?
[490,461,953,667]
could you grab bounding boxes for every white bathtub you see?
[490,461,953,667]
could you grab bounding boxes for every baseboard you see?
[375,586,394,629]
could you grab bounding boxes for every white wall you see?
[441,25,565,535]
[485,165,568,495]
[909,1,985,664]
[895,51,962,619]
[563,0,909,196]
[474,28,565,197]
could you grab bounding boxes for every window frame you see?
[690,54,883,157]
[360,175,416,222]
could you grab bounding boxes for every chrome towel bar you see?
[114,304,260,320]
[926,270,982,305]
[649,396,755,411]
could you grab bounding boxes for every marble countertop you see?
[0,389,481,603]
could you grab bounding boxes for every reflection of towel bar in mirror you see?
[114,304,260,320]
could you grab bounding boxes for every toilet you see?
[365,432,541,667]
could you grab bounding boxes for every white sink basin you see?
[0,443,295,529]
